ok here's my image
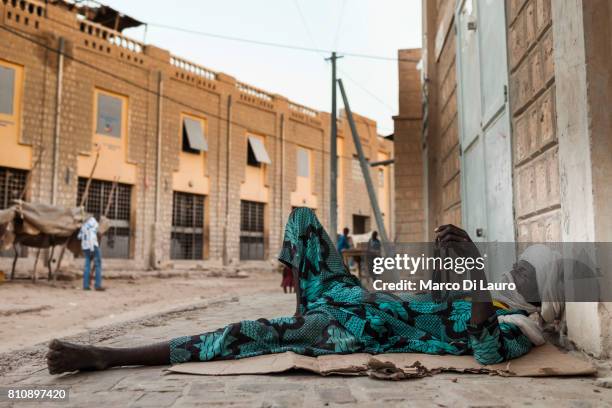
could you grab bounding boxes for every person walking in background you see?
[78,216,105,291]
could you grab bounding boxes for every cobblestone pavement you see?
[1,293,611,408]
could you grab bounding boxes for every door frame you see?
[455,0,484,240]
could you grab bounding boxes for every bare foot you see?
[46,339,109,374]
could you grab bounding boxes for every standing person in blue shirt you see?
[336,227,352,253]
[78,216,105,291]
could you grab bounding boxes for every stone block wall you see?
[507,0,560,242]
[394,49,424,242]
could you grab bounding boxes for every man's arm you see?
[434,224,495,325]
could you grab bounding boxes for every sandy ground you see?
[0,272,279,354]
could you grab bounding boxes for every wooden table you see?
[340,247,379,283]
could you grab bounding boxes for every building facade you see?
[395,0,612,357]
[0,0,393,272]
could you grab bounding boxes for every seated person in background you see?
[366,231,381,280]
[367,231,381,252]
[337,227,355,269]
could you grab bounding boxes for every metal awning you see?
[247,136,271,164]
[183,118,208,152]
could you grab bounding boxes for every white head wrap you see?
[518,244,563,323]
[491,245,565,344]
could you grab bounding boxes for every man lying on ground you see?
[47,208,552,374]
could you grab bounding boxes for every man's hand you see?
[434,224,481,259]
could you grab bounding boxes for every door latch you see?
[476,228,484,237]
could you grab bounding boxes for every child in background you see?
[281,265,294,293]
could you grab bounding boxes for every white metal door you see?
[456,0,487,243]
[456,0,516,277]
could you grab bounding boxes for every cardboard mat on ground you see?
[167,344,596,380]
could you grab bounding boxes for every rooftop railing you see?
[236,82,274,103]
[3,0,46,17]
[170,55,217,82]
[78,17,144,54]
[289,102,319,118]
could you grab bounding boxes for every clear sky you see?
[108,0,422,134]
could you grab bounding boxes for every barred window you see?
[0,167,27,209]
[0,167,27,257]
[77,178,132,259]
[171,191,205,260]
[240,200,265,260]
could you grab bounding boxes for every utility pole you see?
[52,37,65,205]
[337,78,388,244]
[326,52,342,244]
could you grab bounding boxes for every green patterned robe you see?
[169,208,532,365]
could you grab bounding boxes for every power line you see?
[28,2,402,136]
[0,24,392,161]
[288,2,396,126]
[44,3,419,64]
[25,10,399,132]
[339,70,395,114]
[60,0,418,63]
[31,5,402,133]
[293,0,321,54]
[332,0,347,50]
[147,22,420,63]
[41,4,404,132]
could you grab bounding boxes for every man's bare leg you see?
[46,339,170,374]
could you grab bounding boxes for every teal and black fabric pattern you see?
[169,208,532,365]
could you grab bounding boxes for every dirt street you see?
[1,292,611,407]
[0,271,279,354]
